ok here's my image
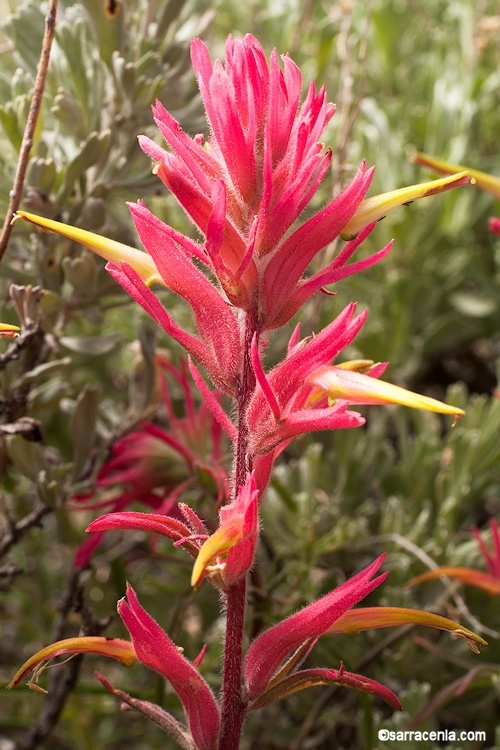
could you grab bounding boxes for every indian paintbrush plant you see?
[8,34,488,750]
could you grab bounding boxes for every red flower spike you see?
[118,584,220,750]
[16,38,469,345]
[141,36,386,329]
[244,554,388,701]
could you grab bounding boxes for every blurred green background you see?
[0,1,499,748]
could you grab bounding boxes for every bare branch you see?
[0,561,23,591]
[0,0,58,262]
[0,500,51,559]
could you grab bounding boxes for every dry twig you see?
[0,0,58,262]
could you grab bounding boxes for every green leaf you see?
[70,384,101,479]
[7,435,48,483]
[59,334,119,355]
[449,291,497,317]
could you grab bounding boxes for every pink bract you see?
[135,34,385,336]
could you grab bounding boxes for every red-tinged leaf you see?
[96,673,196,750]
[247,667,401,712]
[87,512,201,557]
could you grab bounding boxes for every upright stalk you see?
[219,310,258,750]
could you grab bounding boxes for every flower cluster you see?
[11,35,483,750]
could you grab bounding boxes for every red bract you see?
[247,666,401,712]
[247,303,367,456]
[106,259,241,395]
[118,584,220,750]
[244,554,388,701]
[137,34,385,332]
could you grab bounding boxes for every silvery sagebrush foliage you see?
[0,3,228,746]
[0,0,212,483]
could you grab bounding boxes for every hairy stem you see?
[219,310,259,750]
[219,575,247,750]
[234,309,258,485]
